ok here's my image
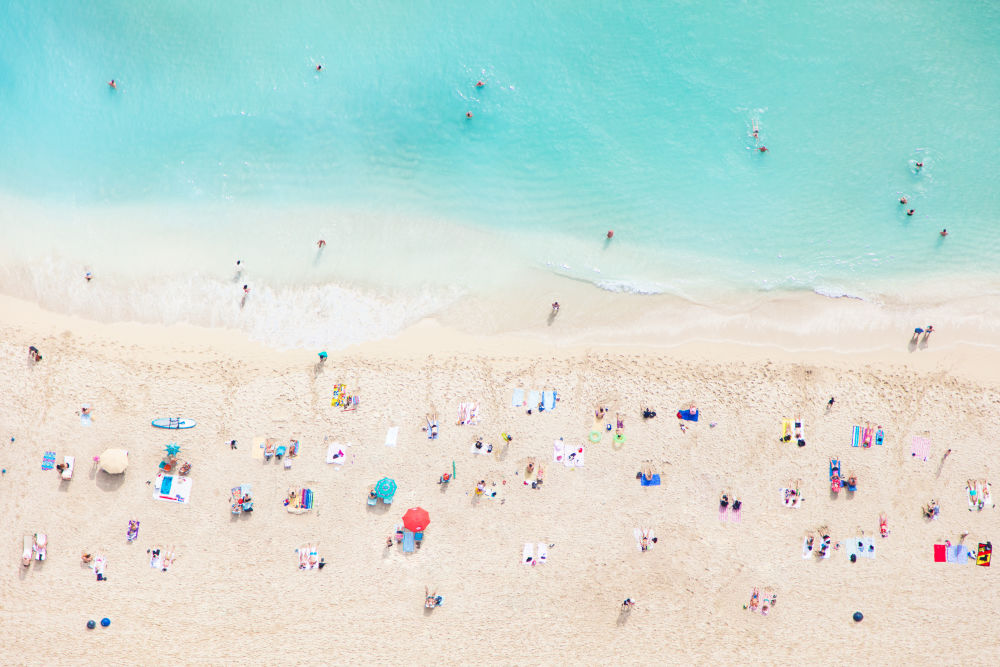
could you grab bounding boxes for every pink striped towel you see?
[910,436,931,461]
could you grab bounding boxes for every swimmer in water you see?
[751,119,759,140]
[476,80,485,88]
[466,111,473,118]
[899,197,907,205]
[758,146,768,153]
[915,162,923,169]
[907,209,914,216]
[940,229,948,236]
[606,230,614,239]
[316,64,323,71]
[108,79,116,89]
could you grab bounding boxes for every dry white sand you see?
[1,295,998,665]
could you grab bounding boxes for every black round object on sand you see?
[853,611,863,622]
[87,620,96,629]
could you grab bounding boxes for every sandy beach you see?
[2,293,998,665]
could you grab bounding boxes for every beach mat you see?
[522,543,534,564]
[977,543,992,567]
[640,474,661,486]
[536,543,548,563]
[860,537,876,559]
[384,427,399,447]
[564,445,584,467]
[527,390,540,410]
[542,390,556,411]
[155,475,192,504]
[851,425,860,447]
[553,439,565,463]
[802,537,814,559]
[42,451,56,470]
[934,544,947,562]
[326,442,346,464]
[910,436,931,461]
[875,428,884,446]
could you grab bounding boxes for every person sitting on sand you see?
[732,498,742,513]
[438,472,451,484]
[81,552,93,564]
[720,493,729,510]
[425,586,443,608]
[622,598,636,611]
[368,488,377,501]
[642,407,657,419]
[526,459,535,475]
[475,480,486,496]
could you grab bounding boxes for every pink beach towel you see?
[910,436,931,461]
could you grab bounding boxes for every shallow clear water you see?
[1,1,998,345]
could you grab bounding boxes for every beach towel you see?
[61,456,75,480]
[553,438,565,463]
[384,426,399,448]
[875,428,884,446]
[862,426,873,447]
[851,425,861,448]
[80,413,92,426]
[910,436,931,461]
[977,543,992,567]
[42,451,56,470]
[22,535,32,563]
[781,419,791,441]
[251,435,265,460]
[946,545,972,564]
[528,390,541,410]
[521,543,534,564]
[155,474,192,504]
[860,537,876,559]
[511,388,525,408]
[640,474,661,487]
[934,544,947,562]
[678,409,699,422]
[779,488,801,508]
[846,538,866,561]
[802,537,815,559]
[326,442,346,464]
[564,445,584,467]
[542,390,556,411]
[537,543,548,563]
[794,419,804,445]
[968,481,980,511]
[470,441,494,456]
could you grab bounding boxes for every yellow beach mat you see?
[251,435,265,460]
[781,419,792,441]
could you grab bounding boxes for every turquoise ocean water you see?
[1,1,998,346]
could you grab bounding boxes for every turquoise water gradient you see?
[1,1,999,341]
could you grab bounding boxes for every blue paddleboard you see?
[151,418,196,429]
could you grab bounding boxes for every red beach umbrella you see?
[402,507,430,532]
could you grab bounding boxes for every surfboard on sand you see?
[152,418,197,429]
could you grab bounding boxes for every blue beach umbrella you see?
[164,443,181,458]
[374,477,397,499]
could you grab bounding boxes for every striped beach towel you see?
[910,436,931,461]
[851,425,861,448]
[42,451,56,470]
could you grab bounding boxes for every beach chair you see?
[33,533,47,561]
[414,532,424,547]
[61,456,74,480]
[382,495,393,506]
[264,440,276,461]
[367,494,378,506]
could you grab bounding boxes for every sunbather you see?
[615,413,625,436]
[748,588,759,611]
[424,413,439,439]
[879,513,890,537]
[425,586,443,608]
[161,548,177,571]
[535,465,544,485]
[595,406,606,420]
[475,480,486,496]
[804,534,814,553]
[298,546,309,569]
[81,551,93,564]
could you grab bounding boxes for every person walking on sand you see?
[317,239,326,249]
[551,301,560,315]
[827,397,835,409]
[923,325,934,341]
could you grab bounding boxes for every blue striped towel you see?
[42,451,56,470]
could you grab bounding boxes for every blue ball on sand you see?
[87,620,96,629]
[101,618,111,627]
[853,611,863,622]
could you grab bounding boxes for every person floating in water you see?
[476,80,485,88]
[108,79,116,89]
[466,111,473,118]
[940,229,948,236]
[752,119,760,141]
[316,64,323,71]
[915,162,923,169]
[899,197,907,205]
[758,146,768,153]
[906,209,915,216]
[606,230,614,239]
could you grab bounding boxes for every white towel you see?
[553,438,565,463]
[522,543,534,564]
[150,553,161,568]
[326,442,346,464]
[564,445,584,467]
[802,537,815,559]
[779,488,800,508]
[536,543,548,563]
[61,456,74,480]
[384,427,399,447]
[470,442,493,455]
[528,390,541,409]
[860,537,876,559]
[511,388,525,408]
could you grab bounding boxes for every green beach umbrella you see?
[374,477,397,499]
[164,443,181,458]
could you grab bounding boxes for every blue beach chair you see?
[382,495,393,506]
